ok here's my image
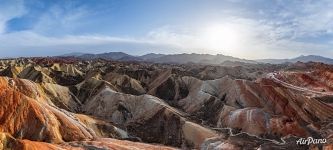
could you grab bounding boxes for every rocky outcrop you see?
[18,66,55,84]
[0,77,126,143]
[81,85,218,148]
[103,72,146,95]
[0,132,177,150]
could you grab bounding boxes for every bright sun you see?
[201,23,240,53]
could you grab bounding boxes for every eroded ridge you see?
[0,58,332,149]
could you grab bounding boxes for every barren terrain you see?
[0,58,332,150]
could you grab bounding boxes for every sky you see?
[1,0,333,59]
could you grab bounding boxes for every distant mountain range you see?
[78,52,141,61]
[139,53,166,60]
[60,52,333,64]
[256,55,333,64]
[60,52,255,64]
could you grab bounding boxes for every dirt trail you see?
[267,72,333,95]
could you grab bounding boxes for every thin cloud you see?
[0,0,332,59]
[0,0,25,33]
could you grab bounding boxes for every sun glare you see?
[201,23,240,54]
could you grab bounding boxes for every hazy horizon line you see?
[1,50,331,60]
